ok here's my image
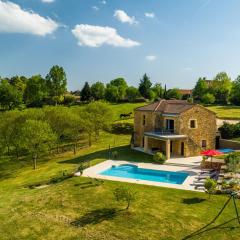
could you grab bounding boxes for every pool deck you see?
[82,157,203,191]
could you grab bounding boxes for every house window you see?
[202,140,207,148]
[143,115,146,126]
[190,119,197,129]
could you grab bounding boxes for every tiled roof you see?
[135,99,195,114]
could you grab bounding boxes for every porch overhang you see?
[144,132,187,141]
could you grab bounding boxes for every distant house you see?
[178,89,192,99]
[133,100,216,159]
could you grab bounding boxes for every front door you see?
[170,141,173,153]
[181,142,184,156]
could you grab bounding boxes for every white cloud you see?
[114,10,138,25]
[0,1,58,36]
[146,55,157,61]
[145,12,155,18]
[100,0,106,4]
[92,6,99,11]
[72,24,140,48]
[41,0,55,3]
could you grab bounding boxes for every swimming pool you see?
[99,164,189,185]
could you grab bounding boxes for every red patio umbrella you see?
[201,149,223,168]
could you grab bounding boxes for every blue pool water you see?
[100,164,188,185]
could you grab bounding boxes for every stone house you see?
[133,100,217,159]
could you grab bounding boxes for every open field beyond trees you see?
[207,105,240,119]
[0,103,240,240]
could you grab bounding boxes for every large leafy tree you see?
[79,102,113,145]
[81,82,92,101]
[91,81,105,100]
[105,85,119,102]
[138,73,152,99]
[109,78,128,100]
[24,75,48,106]
[20,120,56,170]
[230,75,240,105]
[192,77,208,101]
[46,65,67,105]
[44,107,75,153]
[0,79,22,110]
[211,72,232,104]
[151,83,163,99]
[126,86,139,102]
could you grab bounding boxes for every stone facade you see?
[134,104,217,158]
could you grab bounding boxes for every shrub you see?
[153,152,166,164]
[113,186,137,210]
[219,122,236,139]
[204,178,217,199]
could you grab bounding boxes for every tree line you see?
[2,67,240,110]
[0,67,185,110]
[0,65,67,110]
[0,102,113,169]
[192,72,240,105]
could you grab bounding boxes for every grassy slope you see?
[207,105,240,119]
[0,103,240,240]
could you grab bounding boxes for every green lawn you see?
[207,105,240,119]
[0,103,240,240]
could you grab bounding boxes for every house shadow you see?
[182,197,206,205]
[70,208,118,227]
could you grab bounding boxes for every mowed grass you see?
[207,105,240,119]
[0,103,240,240]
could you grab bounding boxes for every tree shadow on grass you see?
[59,145,152,165]
[182,198,206,205]
[71,208,119,227]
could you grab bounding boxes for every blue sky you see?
[0,0,240,91]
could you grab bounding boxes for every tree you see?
[84,101,113,140]
[0,111,20,156]
[230,76,240,105]
[44,107,75,153]
[24,75,47,106]
[202,93,215,104]
[152,83,163,99]
[46,65,67,105]
[66,112,84,155]
[138,73,152,99]
[91,82,105,100]
[126,86,139,102]
[109,78,128,100]
[81,82,92,102]
[20,120,56,170]
[204,178,217,199]
[105,85,119,102]
[0,79,22,110]
[211,72,232,104]
[192,77,208,101]
[165,88,182,99]
[113,186,137,210]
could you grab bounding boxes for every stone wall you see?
[180,105,216,156]
[220,139,240,150]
